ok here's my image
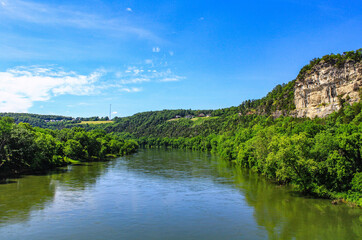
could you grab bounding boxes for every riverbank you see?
[0,117,139,180]
[136,101,362,207]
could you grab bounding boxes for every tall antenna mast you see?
[109,104,112,120]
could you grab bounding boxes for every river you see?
[0,149,361,240]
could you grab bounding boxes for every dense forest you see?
[0,117,138,178]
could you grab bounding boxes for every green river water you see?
[0,149,361,239]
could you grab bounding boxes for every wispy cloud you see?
[67,102,92,108]
[152,47,161,53]
[145,59,153,64]
[0,62,184,112]
[159,77,183,82]
[0,0,160,41]
[120,87,142,93]
[0,66,105,112]
[115,65,184,84]
[120,78,150,84]
[126,7,132,12]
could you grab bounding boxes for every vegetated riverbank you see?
[0,117,139,179]
[1,149,360,240]
[137,100,362,207]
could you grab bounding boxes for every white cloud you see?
[120,87,142,93]
[169,51,174,56]
[67,102,91,108]
[112,111,117,114]
[0,63,185,112]
[1,1,6,7]
[152,47,160,53]
[126,8,132,12]
[159,77,181,82]
[145,59,153,64]
[115,66,184,84]
[120,66,145,76]
[120,78,150,84]
[0,66,103,112]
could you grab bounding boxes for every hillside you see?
[0,113,74,128]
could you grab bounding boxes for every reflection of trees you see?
[215,159,362,240]
[0,161,110,226]
[0,174,56,225]
[125,149,362,240]
[122,149,221,180]
[50,161,109,191]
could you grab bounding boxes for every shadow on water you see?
[30,168,70,176]
[210,155,362,240]
[0,167,70,184]
[0,174,57,226]
[0,180,17,184]
[0,161,112,226]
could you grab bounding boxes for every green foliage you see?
[298,49,362,79]
[64,139,86,160]
[0,118,139,178]
[0,113,75,128]
[120,139,139,155]
[139,101,362,205]
[238,80,296,114]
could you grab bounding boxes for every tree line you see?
[138,100,362,206]
[0,117,138,178]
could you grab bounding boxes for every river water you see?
[0,149,361,240]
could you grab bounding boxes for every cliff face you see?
[294,60,361,118]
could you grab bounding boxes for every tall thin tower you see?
[109,104,112,120]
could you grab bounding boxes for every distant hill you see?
[0,113,74,128]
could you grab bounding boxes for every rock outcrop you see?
[294,60,361,118]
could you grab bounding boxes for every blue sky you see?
[0,0,361,117]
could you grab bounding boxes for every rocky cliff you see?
[294,59,361,118]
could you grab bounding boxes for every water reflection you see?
[0,161,110,226]
[226,166,362,240]
[122,149,362,240]
[0,174,56,225]
[0,149,361,240]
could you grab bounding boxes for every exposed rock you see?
[294,59,362,118]
[271,110,284,119]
